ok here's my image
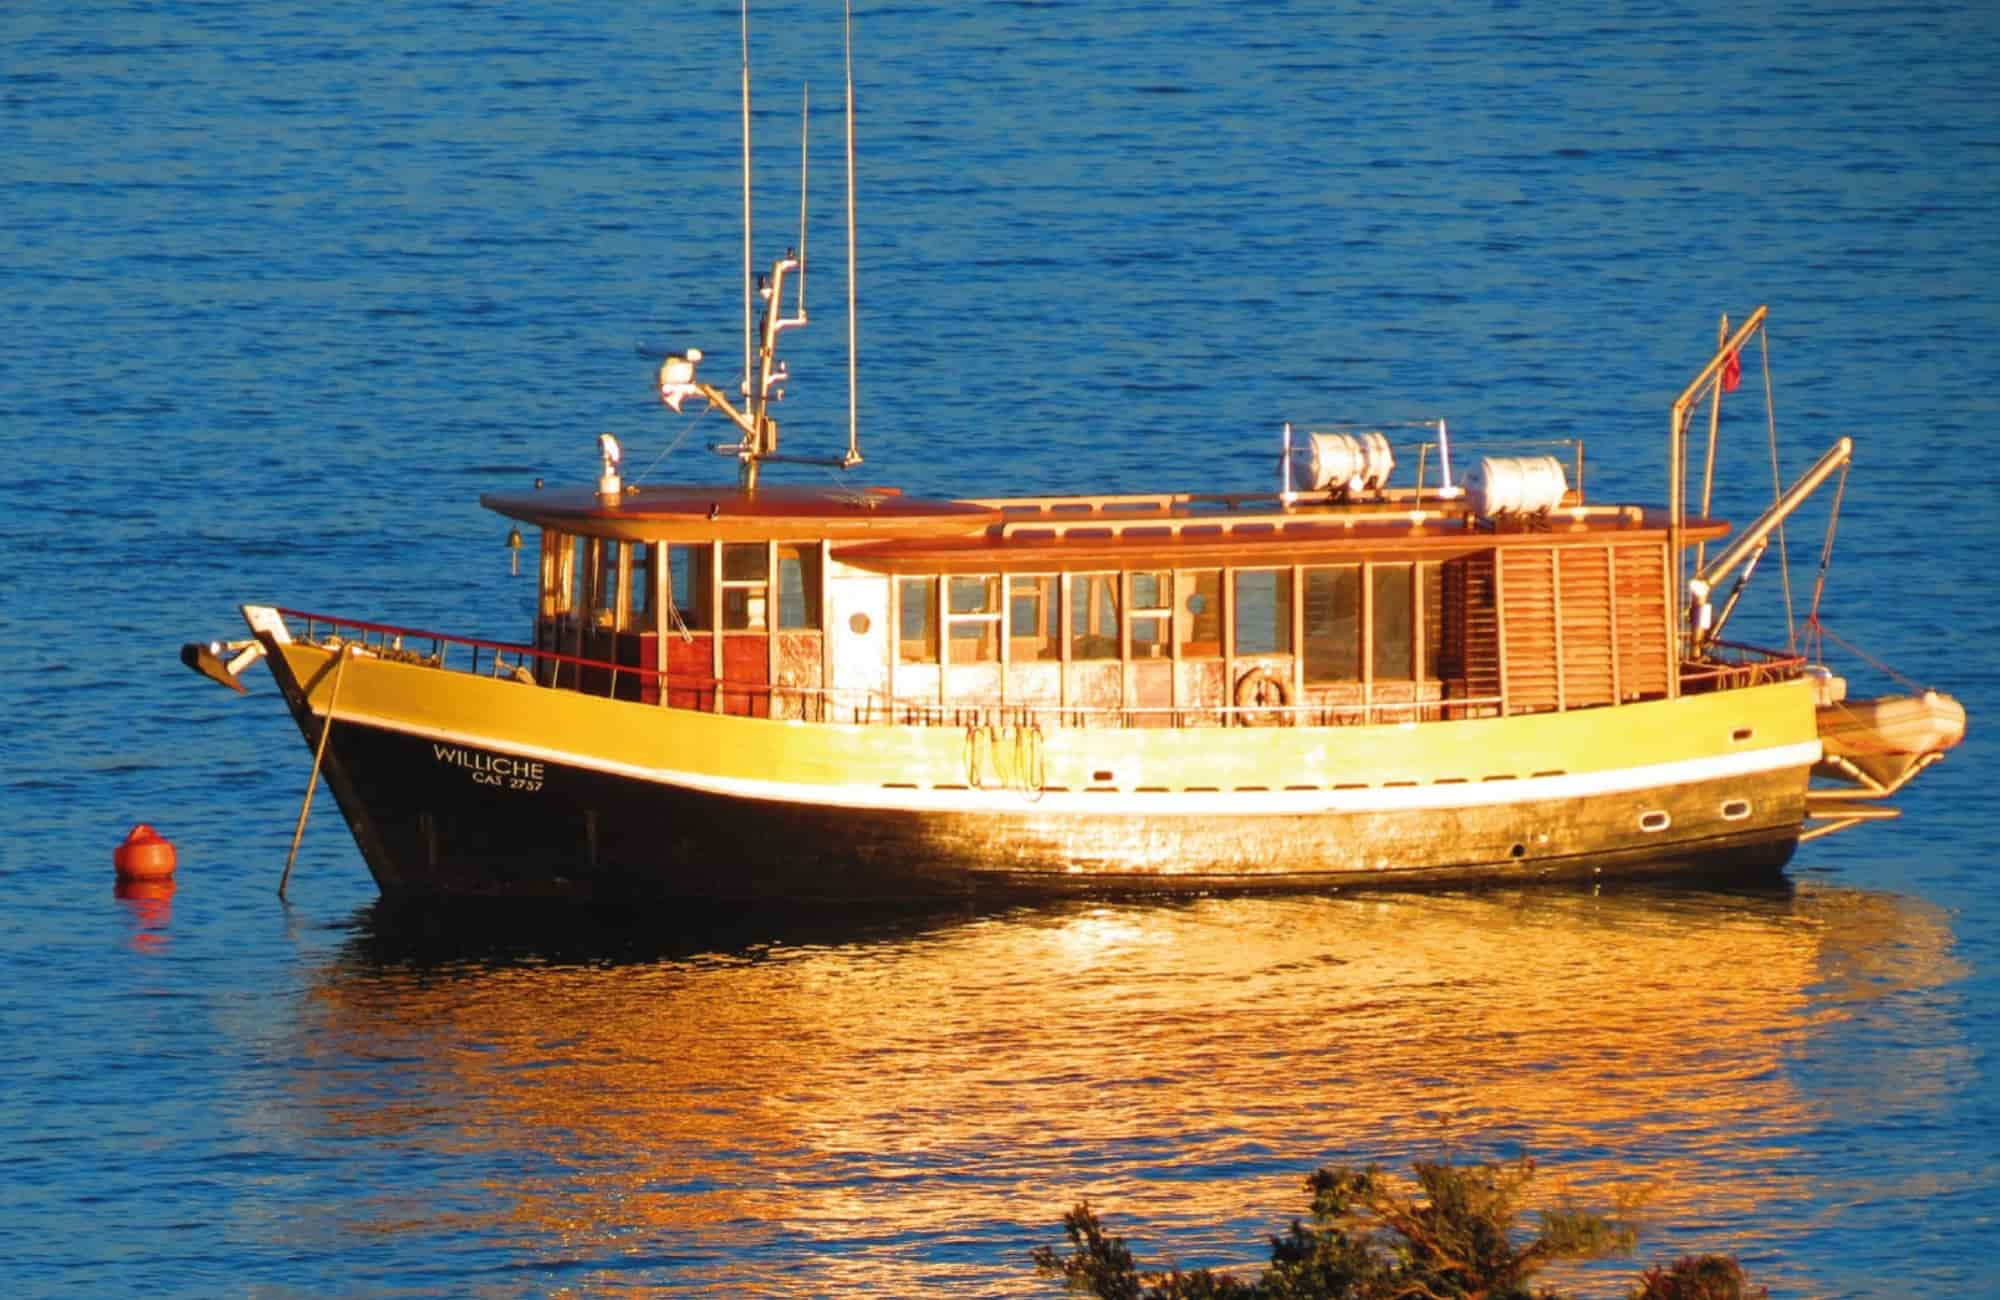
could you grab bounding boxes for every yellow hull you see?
[259,628,1820,898]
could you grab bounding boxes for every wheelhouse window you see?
[539,530,576,621]
[1009,575,1061,662]
[721,542,769,631]
[1070,572,1121,661]
[1129,571,1171,659]
[947,574,1001,664]
[576,537,624,630]
[898,576,939,664]
[1232,569,1293,656]
[668,543,713,631]
[1303,565,1361,683]
[777,543,821,630]
[630,542,656,630]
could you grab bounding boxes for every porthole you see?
[1720,799,1752,821]
[848,612,872,636]
[1508,842,1527,859]
[1639,810,1671,833]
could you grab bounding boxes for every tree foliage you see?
[1033,1159,1765,1300]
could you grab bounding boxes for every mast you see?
[653,2,856,479]
[844,0,861,466]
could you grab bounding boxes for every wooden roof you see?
[480,482,1000,543]
[833,509,1730,575]
[483,478,1732,570]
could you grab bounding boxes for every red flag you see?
[1721,348,1742,393]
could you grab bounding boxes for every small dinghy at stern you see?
[1804,676,1964,841]
[1816,688,1967,791]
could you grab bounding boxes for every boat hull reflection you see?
[297,884,1959,1295]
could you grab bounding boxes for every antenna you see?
[740,0,754,446]
[843,0,861,467]
[798,85,809,317]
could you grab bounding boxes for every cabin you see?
[492,477,1702,731]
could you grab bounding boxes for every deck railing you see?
[1679,641,1808,693]
[275,608,1790,730]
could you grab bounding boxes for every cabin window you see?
[777,543,821,630]
[1009,575,1061,662]
[1372,563,1416,682]
[1303,565,1361,682]
[1232,569,1293,656]
[1176,570,1222,659]
[668,544,713,631]
[1070,572,1122,661]
[898,576,939,664]
[947,574,1002,664]
[721,542,769,631]
[1129,571,1171,659]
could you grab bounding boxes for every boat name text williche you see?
[434,744,546,790]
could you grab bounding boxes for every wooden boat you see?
[179,28,1962,901]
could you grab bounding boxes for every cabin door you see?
[827,562,890,723]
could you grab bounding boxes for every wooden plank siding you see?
[1613,541,1672,702]
[1492,540,1670,716]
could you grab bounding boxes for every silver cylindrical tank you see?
[1307,431,1395,492]
[1462,454,1568,517]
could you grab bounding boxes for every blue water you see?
[4,1,1998,1294]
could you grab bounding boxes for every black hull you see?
[303,717,1799,902]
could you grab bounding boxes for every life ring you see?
[1234,667,1292,725]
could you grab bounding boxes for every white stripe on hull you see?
[346,708,1819,818]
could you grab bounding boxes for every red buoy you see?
[113,824,177,880]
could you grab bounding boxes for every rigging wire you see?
[629,404,713,486]
[1760,328,1797,650]
[1802,460,1849,669]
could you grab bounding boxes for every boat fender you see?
[1235,668,1291,725]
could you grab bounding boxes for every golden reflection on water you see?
[296,884,1961,1294]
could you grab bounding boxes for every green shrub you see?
[1033,1158,1763,1300]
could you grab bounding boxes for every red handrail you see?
[273,606,745,692]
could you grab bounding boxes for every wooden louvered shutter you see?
[1611,542,1671,700]
[1499,548,1560,715]
[1439,552,1500,717]
[1556,546,1616,708]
